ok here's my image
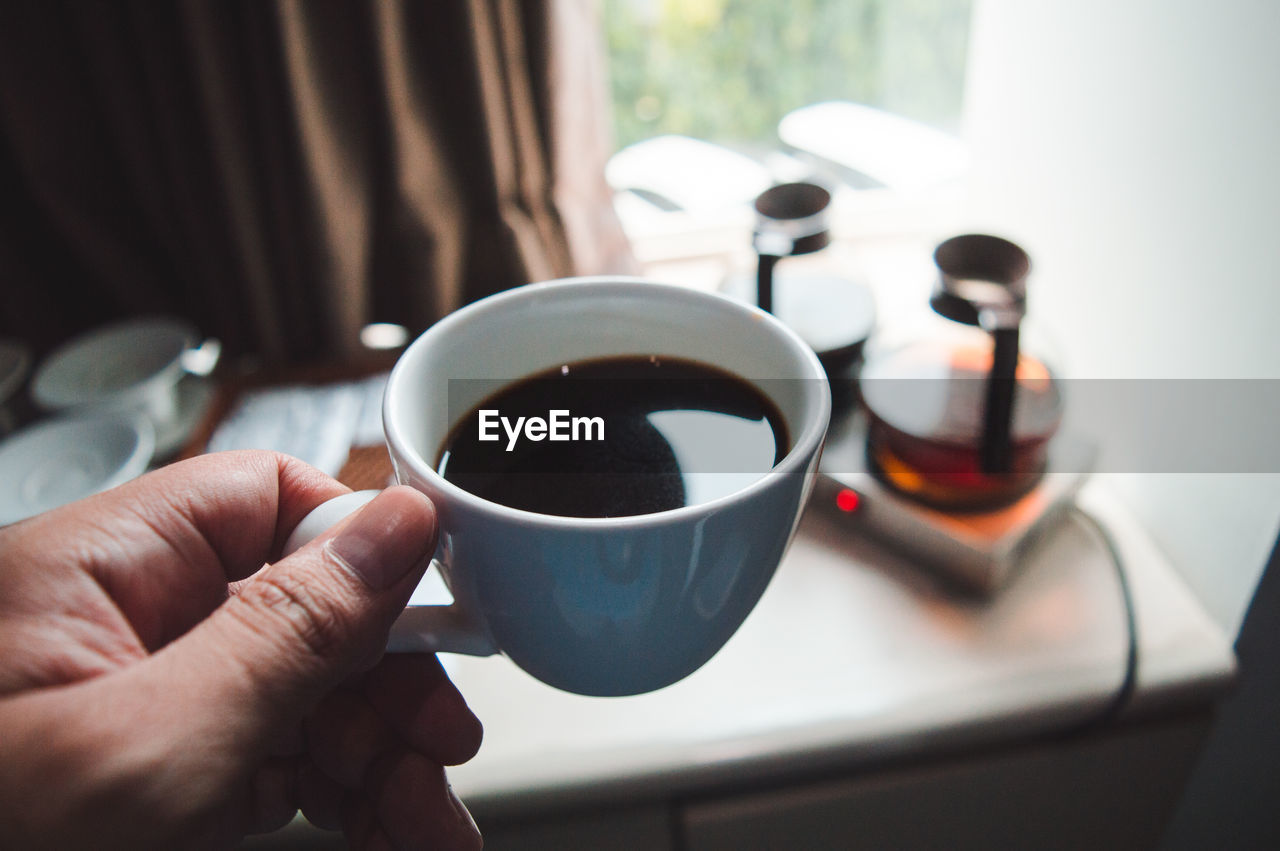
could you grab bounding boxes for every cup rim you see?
[383,276,831,529]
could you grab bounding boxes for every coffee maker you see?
[813,234,1095,594]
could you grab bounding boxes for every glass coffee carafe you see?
[859,234,1063,511]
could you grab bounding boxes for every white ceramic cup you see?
[31,317,196,429]
[287,277,830,696]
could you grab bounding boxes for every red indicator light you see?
[835,488,861,513]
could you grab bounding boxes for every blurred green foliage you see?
[603,0,973,151]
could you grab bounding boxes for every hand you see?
[0,451,483,850]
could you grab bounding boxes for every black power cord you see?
[1059,505,1140,735]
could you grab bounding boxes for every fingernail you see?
[327,487,436,591]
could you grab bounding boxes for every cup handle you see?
[283,490,498,657]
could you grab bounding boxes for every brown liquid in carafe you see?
[860,341,1062,511]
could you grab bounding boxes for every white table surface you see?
[431,478,1235,814]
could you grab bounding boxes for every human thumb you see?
[145,486,437,749]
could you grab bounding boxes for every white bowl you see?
[0,415,155,525]
[32,317,196,426]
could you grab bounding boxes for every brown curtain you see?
[0,0,634,365]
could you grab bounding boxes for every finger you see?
[111,449,350,577]
[361,828,395,851]
[266,723,305,758]
[297,759,345,831]
[363,829,391,849]
[240,757,300,836]
[361,655,483,766]
[138,486,437,755]
[367,751,481,851]
[342,793,378,850]
[349,639,388,682]
[304,689,397,789]
[10,450,350,651]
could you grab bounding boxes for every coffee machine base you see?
[815,409,1096,595]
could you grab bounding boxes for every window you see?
[601,0,975,292]
[605,0,972,150]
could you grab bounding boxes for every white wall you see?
[960,0,1280,635]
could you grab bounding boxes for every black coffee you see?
[436,356,789,518]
